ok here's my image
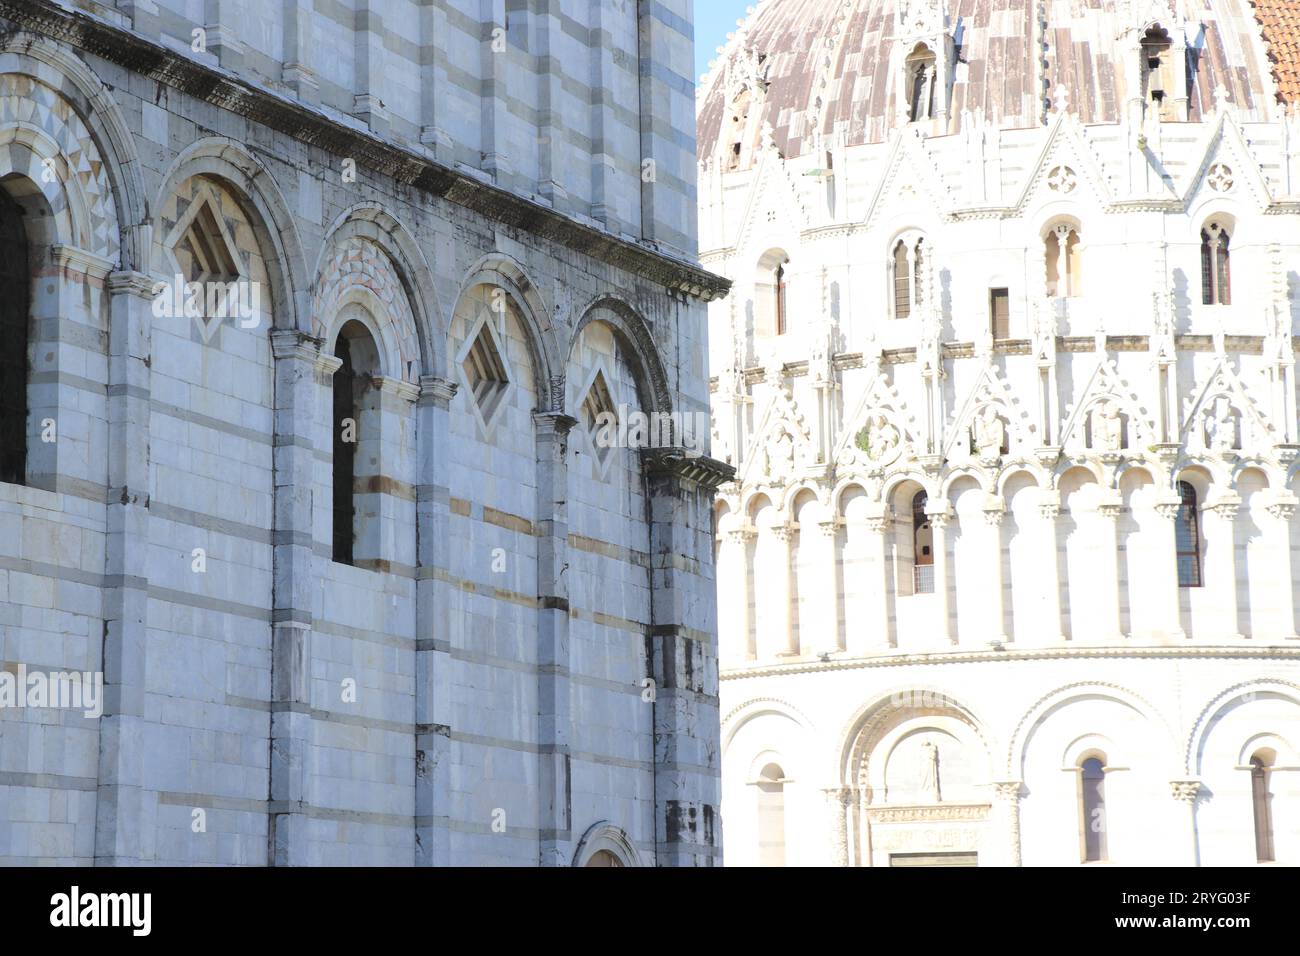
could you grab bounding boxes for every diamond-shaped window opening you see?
[581,368,619,469]
[166,189,245,321]
[459,311,513,433]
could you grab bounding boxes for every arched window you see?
[893,240,911,318]
[1251,754,1274,862]
[775,261,788,335]
[756,762,786,867]
[332,319,381,567]
[0,188,29,486]
[1045,224,1082,298]
[891,234,927,319]
[1201,222,1231,305]
[906,44,937,122]
[912,490,934,593]
[726,87,753,171]
[1080,756,1108,862]
[1175,481,1202,587]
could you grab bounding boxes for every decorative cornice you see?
[6,0,731,303]
[866,803,990,823]
[720,643,1300,680]
[641,447,736,491]
[106,269,155,299]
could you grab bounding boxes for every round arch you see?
[1007,681,1177,779]
[316,204,445,380]
[571,821,642,867]
[1184,679,1300,775]
[570,293,672,418]
[458,253,561,407]
[0,32,147,269]
[153,138,308,333]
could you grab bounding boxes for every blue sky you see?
[694,1,756,83]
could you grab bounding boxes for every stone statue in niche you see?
[972,405,1007,459]
[918,740,942,803]
[1204,396,1239,452]
[858,411,901,464]
[763,422,797,479]
[1088,400,1125,452]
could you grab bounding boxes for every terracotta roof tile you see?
[1252,0,1300,103]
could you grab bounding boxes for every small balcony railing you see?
[913,564,935,594]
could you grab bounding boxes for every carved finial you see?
[760,120,775,152]
[1213,84,1230,116]
[1052,84,1070,115]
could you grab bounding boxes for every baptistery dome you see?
[699,0,1298,171]
[704,0,1300,867]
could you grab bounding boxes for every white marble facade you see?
[703,0,1300,866]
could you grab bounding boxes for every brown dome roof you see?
[698,0,1296,168]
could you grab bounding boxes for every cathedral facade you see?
[0,0,729,865]
[701,0,1300,865]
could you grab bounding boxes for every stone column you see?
[535,410,578,866]
[1207,495,1242,638]
[267,329,325,866]
[1170,780,1203,866]
[993,780,1023,866]
[825,786,852,867]
[983,499,1008,643]
[771,525,798,657]
[866,504,893,648]
[96,271,155,865]
[1268,493,1299,639]
[1154,494,1186,640]
[722,528,756,664]
[1039,492,1065,641]
[926,503,953,644]
[415,375,457,866]
[817,519,843,654]
[1097,495,1124,640]
[643,449,735,866]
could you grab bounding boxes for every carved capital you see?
[1154,495,1183,521]
[817,519,841,538]
[770,525,795,544]
[724,528,757,546]
[1207,494,1241,520]
[1268,493,1299,522]
[533,411,579,437]
[993,781,1023,801]
[982,498,1006,526]
[1170,780,1202,804]
[107,269,158,299]
[419,375,459,408]
[270,328,325,363]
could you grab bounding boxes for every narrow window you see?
[0,188,29,485]
[912,490,934,594]
[906,45,937,122]
[331,319,382,568]
[1251,755,1274,862]
[756,763,787,867]
[1081,757,1108,862]
[332,335,358,566]
[1141,27,1176,120]
[1046,225,1081,298]
[775,262,787,335]
[1201,223,1231,305]
[913,238,926,308]
[1175,480,1202,587]
[893,240,911,318]
[990,288,1010,339]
